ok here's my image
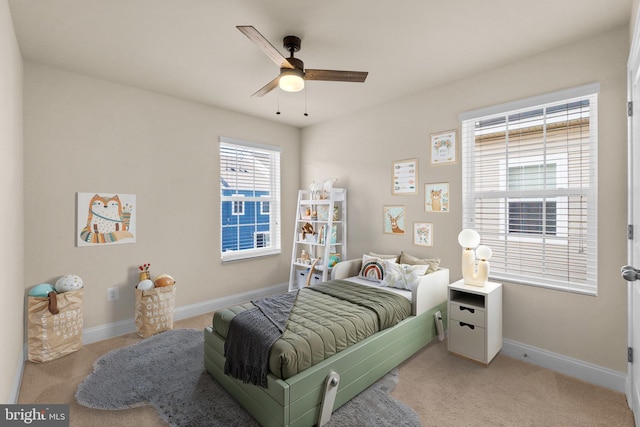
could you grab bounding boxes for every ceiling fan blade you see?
[304,69,368,83]
[252,77,280,97]
[237,25,294,69]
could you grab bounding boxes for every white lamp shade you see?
[476,245,493,261]
[458,229,480,249]
[279,69,305,92]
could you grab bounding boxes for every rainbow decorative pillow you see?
[358,254,387,282]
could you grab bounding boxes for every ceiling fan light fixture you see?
[279,68,305,92]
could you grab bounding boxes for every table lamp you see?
[458,229,492,287]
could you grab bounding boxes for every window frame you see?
[232,196,245,216]
[459,83,599,295]
[500,154,569,245]
[219,137,281,262]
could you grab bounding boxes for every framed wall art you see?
[413,222,433,247]
[77,192,136,247]
[383,205,406,235]
[425,182,450,213]
[392,158,418,195]
[430,130,457,165]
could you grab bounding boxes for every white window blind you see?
[220,137,281,262]
[460,84,598,295]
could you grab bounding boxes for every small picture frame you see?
[430,130,457,165]
[413,222,433,247]
[383,206,406,235]
[425,182,450,213]
[392,158,418,195]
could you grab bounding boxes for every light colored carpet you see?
[74,328,420,426]
[18,312,635,426]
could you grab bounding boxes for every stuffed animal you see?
[301,222,316,240]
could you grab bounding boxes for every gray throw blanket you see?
[224,290,298,388]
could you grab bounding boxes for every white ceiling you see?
[8,0,632,128]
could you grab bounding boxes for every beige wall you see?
[633,0,640,41]
[301,27,629,372]
[23,63,300,330]
[0,0,23,403]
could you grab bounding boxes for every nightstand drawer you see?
[449,320,485,361]
[449,301,485,327]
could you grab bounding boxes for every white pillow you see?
[380,260,429,290]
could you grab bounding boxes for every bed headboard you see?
[331,258,449,316]
[330,258,363,280]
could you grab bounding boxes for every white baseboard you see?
[82,282,288,345]
[502,338,627,393]
[17,288,626,402]
[13,282,287,403]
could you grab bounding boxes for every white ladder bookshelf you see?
[289,188,347,290]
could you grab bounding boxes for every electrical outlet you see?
[107,287,119,301]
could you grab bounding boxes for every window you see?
[232,197,245,216]
[220,137,281,262]
[255,231,270,248]
[460,83,598,295]
[260,196,270,215]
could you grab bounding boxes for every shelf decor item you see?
[309,178,337,200]
[328,253,341,268]
[457,229,492,287]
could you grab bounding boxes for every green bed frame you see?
[203,301,447,427]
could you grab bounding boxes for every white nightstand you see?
[447,279,502,365]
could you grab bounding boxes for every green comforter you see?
[213,280,412,379]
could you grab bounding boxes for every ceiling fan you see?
[237,25,368,97]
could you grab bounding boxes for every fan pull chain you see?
[304,86,309,117]
[276,88,281,115]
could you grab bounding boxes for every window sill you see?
[221,248,282,263]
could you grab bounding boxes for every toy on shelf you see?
[301,222,316,241]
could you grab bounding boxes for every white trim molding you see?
[502,339,626,393]
[14,283,288,403]
[82,282,288,345]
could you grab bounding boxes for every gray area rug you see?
[76,328,421,426]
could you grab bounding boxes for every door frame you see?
[626,6,640,421]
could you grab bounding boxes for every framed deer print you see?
[392,158,418,195]
[413,222,433,247]
[383,205,406,235]
[425,182,449,213]
[430,130,457,165]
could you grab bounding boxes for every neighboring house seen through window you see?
[220,137,281,261]
[460,84,598,295]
